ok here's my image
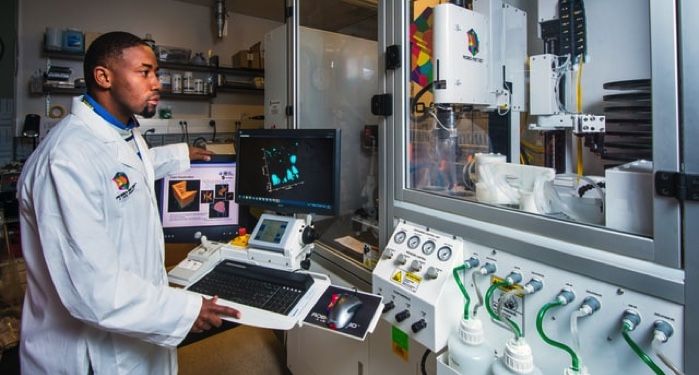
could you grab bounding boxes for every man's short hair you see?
[83,31,150,92]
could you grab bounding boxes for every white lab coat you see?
[18,96,202,374]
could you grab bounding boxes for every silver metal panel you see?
[679,0,698,371]
[377,0,391,250]
[312,243,372,291]
[377,0,407,250]
[650,0,682,267]
[392,201,684,304]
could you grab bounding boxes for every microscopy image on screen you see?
[236,129,339,215]
[261,143,304,192]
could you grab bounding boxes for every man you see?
[17,31,240,374]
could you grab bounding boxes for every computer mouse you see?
[327,293,363,330]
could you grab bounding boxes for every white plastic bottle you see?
[490,337,543,375]
[447,318,495,375]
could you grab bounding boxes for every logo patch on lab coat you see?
[113,172,137,201]
[112,172,130,190]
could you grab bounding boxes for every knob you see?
[302,225,318,244]
[410,259,422,272]
[395,254,407,265]
[411,319,427,333]
[426,267,439,280]
[395,309,411,322]
[383,301,395,313]
[383,248,394,259]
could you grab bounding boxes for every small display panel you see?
[253,219,289,244]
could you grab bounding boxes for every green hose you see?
[485,281,522,338]
[452,265,470,320]
[621,322,666,375]
[536,301,580,372]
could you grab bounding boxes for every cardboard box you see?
[249,41,264,69]
[232,49,260,69]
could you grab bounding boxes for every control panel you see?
[430,236,684,374]
[372,220,464,351]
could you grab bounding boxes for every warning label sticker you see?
[402,272,422,292]
[391,270,403,284]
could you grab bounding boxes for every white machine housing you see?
[168,213,313,286]
[605,160,654,237]
[529,54,560,115]
[433,1,527,111]
[528,53,606,134]
[433,4,490,106]
[372,220,464,351]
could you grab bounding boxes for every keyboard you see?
[188,259,315,316]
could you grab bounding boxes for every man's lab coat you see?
[18,96,202,374]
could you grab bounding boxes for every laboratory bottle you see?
[490,337,543,375]
[447,318,495,375]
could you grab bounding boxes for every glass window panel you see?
[298,0,380,266]
[407,0,654,238]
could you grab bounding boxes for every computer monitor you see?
[235,128,341,216]
[156,155,239,242]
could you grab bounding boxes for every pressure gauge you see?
[394,231,407,244]
[437,246,452,261]
[407,235,421,249]
[422,240,436,255]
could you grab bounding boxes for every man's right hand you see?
[191,296,241,333]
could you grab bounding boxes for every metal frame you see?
[287,0,298,130]
[679,0,698,372]
[650,0,682,267]
[378,0,685,305]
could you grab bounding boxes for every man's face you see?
[108,45,161,119]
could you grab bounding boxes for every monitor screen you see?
[235,128,341,216]
[156,155,239,242]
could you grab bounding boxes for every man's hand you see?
[189,146,215,162]
[190,296,241,333]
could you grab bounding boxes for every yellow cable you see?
[576,56,585,176]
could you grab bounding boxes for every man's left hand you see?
[189,146,214,161]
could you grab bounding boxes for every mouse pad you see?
[302,285,383,341]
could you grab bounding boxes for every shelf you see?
[42,49,84,61]
[216,86,264,94]
[42,49,264,76]
[160,92,214,100]
[217,66,264,77]
[159,61,213,73]
[33,87,86,96]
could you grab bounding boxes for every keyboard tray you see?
[185,258,331,330]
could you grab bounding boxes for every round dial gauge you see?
[437,246,453,261]
[394,231,407,244]
[422,240,436,255]
[407,235,421,249]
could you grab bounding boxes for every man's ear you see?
[93,65,112,89]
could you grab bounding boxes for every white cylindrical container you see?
[172,73,183,93]
[45,27,63,51]
[194,79,204,94]
[447,318,494,375]
[159,71,171,92]
[490,338,543,375]
[183,71,194,93]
